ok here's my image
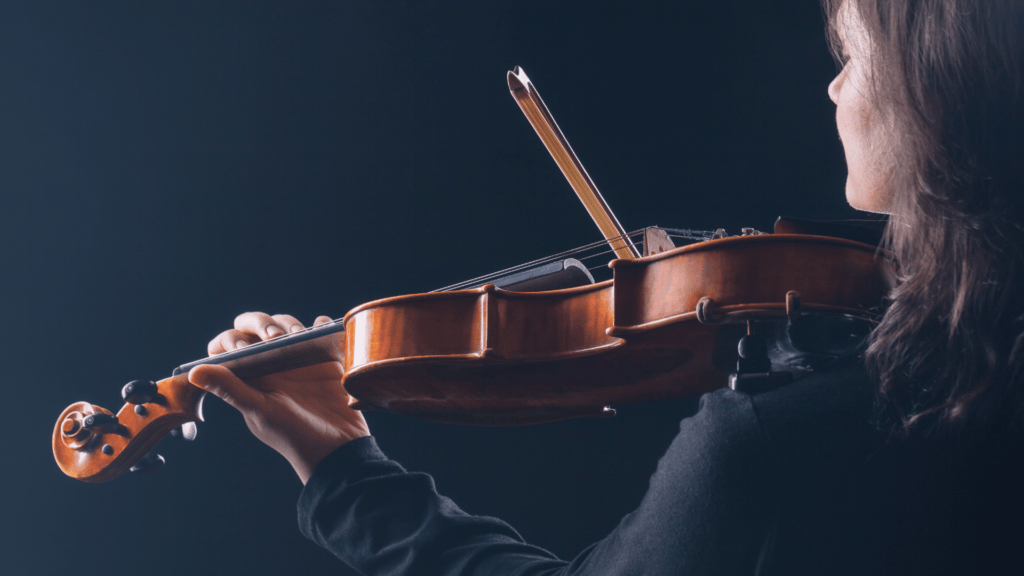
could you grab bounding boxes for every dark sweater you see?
[297,360,1022,575]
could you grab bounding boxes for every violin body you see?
[342,233,891,424]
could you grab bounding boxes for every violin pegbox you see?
[52,373,207,483]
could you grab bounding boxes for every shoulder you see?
[677,357,874,463]
[747,358,875,445]
[655,385,770,494]
[660,357,880,514]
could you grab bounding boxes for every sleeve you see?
[297,390,777,576]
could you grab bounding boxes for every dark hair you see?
[822,0,1024,436]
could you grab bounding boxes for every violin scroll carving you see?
[53,374,205,483]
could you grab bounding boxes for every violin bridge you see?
[642,227,675,256]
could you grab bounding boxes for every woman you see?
[188,0,1024,573]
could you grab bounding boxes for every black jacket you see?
[298,360,1022,575]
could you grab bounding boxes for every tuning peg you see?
[129,452,166,474]
[122,379,159,405]
[169,421,197,441]
[82,412,123,434]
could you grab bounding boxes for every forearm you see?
[298,437,569,576]
[298,387,776,576]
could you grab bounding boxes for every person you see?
[187,0,1024,573]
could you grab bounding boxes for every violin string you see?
[235,228,721,345]
[661,227,719,240]
[574,247,618,262]
[433,230,646,292]
[274,228,719,338]
[433,245,596,292]
[435,227,722,292]
[247,229,723,346]
[663,231,712,238]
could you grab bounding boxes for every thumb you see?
[188,364,262,411]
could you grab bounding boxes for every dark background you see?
[1,1,859,574]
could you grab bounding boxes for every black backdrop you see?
[2,2,861,574]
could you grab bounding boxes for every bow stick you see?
[508,66,640,260]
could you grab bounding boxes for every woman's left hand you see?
[187,312,370,484]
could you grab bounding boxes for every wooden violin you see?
[53,67,893,483]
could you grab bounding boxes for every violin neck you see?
[172,321,346,380]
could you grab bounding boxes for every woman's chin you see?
[845,177,893,214]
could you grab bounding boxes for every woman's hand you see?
[187,312,370,484]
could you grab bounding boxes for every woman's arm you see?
[191,312,776,575]
[297,391,775,576]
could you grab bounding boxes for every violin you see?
[53,67,893,483]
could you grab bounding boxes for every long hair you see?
[822,0,1024,436]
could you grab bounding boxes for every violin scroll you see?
[53,373,206,482]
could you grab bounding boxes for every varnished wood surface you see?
[53,374,206,482]
[344,281,617,370]
[339,233,892,424]
[610,234,889,328]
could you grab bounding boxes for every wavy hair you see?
[822,0,1024,436]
